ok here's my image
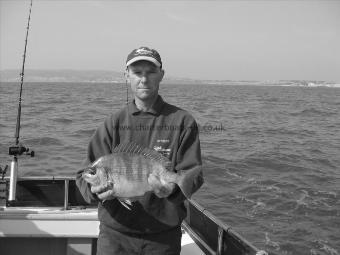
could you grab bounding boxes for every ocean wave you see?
[293,189,339,217]
[25,106,57,115]
[311,240,339,255]
[290,108,338,117]
[242,156,312,173]
[52,117,73,124]
[224,169,243,179]
[263,127,317,136]
[23,137,63,146]
[295,189,309,208]
[74,128,96,137]
[264,232,281,251]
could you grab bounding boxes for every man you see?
[76,46,203,255]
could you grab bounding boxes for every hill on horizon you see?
[1,69,338,87]
[0,69,203,84]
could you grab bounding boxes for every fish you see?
[82,142,202,209]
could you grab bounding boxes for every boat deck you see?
[0,206,203,255]
[0,176,267,255]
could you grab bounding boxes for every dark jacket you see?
[76,95,203,234]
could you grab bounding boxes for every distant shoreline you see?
[1,81,339,88]
[0,69,339,87]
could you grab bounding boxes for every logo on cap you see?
[135,47,153,55]
[126,46,162,68]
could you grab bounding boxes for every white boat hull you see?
[0,206,201,255]
[0,176,265,255]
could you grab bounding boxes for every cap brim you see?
[126,56,161,67]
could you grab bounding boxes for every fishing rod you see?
[8,0,35,202]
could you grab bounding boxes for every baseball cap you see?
[126,46,162,68]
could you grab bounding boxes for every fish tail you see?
[175,165,202,198]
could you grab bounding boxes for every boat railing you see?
[0,176,267,255]
[1,175,95,209]
[184,200,266,255]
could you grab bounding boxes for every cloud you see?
[166,12,197,25]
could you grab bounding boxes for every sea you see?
[0,82,339,255]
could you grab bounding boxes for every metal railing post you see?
[217,226,224,255]
[64,179,69,210]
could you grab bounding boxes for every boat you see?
[0,175,268,255]
[0,1,267,253]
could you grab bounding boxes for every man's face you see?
[126,61,164,102]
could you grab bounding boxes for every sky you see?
[1,0,339,81]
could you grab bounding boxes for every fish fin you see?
[126,196,142,202]
[112,142,141,154]
[175,165,203,198]
[123,199,133,206]
[118,198,132,210]
[112,142,171,166]
[82,167,98,185]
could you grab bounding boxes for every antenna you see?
[125,79,129,104]
[124,68,129,104]
[8,0,35,202]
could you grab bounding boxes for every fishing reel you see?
[9,145,34,157]
[7,144,34,202]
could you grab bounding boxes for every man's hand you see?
[91,181,115,201]
[148,174,176,198]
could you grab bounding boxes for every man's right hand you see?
[148,173,176,198]
[91,182,115,201]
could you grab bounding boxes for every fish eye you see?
[85,166,96,175]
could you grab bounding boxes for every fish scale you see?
[111,154,150,181]
[82,142,202,200]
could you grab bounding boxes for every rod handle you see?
[8,158,18,201]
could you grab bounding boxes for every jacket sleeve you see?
[167,117,204,204]
[76,115,116,204]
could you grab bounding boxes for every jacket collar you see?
[129,95,165,116]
